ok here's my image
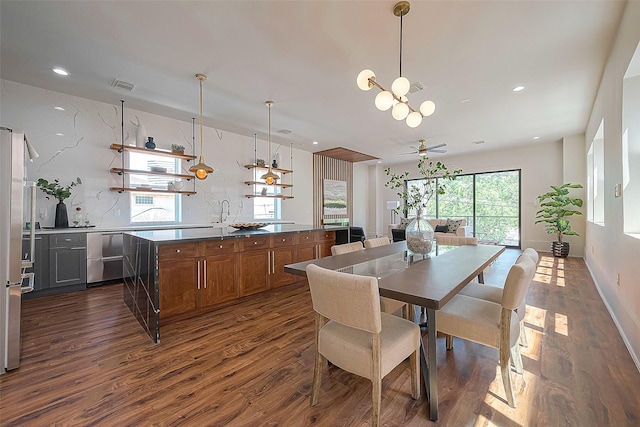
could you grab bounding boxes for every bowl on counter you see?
[229,223,268,230]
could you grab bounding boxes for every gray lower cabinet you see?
[49,233,87,288]
[22,235,49,291]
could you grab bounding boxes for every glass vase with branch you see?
[385,157,461,253]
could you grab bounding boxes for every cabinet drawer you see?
[295,232,316,245]
[158,242,198,260]
[271,233,295,248]
[316,230,336,243]
[203,239,238,255]
[240,235,270,251]
[50,233,86,248]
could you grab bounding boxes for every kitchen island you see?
[123,224,346,343]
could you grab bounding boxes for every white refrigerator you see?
[1,126,38,374]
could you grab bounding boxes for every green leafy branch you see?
[36,177,82,203]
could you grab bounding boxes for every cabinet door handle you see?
[71,247,85,250]
[203,259,207,289]
[64,238,72,242]
[267,251,271,275]
[197,260,201,290]
[176,249,181,253]
[254,241,258,245]
[271,250,275,273]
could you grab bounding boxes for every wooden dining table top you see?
[284,241,505,310]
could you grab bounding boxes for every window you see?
[252,173,282,220]
[128,152,182,224]
[623,41,640,236]
[590,119,605,225]
[405,170,521,247]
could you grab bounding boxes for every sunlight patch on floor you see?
[554,312,568,336]
[480,365,534,427]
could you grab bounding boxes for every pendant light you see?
[261,101,279,185]
[189,73,214,180]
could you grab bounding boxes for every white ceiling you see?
[0,1,626,165]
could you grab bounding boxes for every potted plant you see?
[36,177,82,228]
[385,157,461,253]
[171,143,185,154]
[535,183,583,257]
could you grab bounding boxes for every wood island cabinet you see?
[157,229,335,319]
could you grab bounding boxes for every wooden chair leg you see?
[500,343,516,407]
[511,343,523,375]
[372,376,381,427]
[519,320,528,347]
[445,334,453,350]
[409,349,420,399]
[311,350,324,406]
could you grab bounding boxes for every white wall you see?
[1,80,313,227]
[375,139,582,254]
[583,0,640,368]
[352,162,369,231]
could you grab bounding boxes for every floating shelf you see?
[110,187,196,195]
[244,164,293,174]
[244,194,294,199]
[111,168,194,180]
[243,180,293,188]
[110,144,197,161]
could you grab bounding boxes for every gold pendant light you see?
[189,73,214,180]
[261,101,279,185]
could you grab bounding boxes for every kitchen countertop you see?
[128,224,347,243]
[25,223,227,235]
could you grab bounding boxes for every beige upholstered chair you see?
[331,241,408,319]
[459,248,539,347]
[435,235,478,246]
[363,236,391,248]
[436,254,536,407]
[331,241,364,255]
[305,264,420,427]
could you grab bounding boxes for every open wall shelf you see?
[110,144,197,161]
[111,168,194,180]
[110,187,196,195]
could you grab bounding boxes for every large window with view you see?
[128,152,182,224]
[405,169,520,247]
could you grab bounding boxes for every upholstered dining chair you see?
[330,241,364,256]
[363,236,391,249]
[458,248,539,347]
[436,254,536,407]
[305,264,420,427]
[331,241,409,319]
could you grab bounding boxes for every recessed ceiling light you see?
[460,98,471,103]
[513,85,525,92]
[377,160,382,164]
[55,133,64,136]
[277,129,292,135]
[312,141,319,145]
[52,67,69,76]
[533,136,540,140]
[54,106,65,111]
[472,140,485,145]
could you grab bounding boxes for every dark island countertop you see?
[127,224,347,243]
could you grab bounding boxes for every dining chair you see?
[363,236,391,248]
[331,241,408,319]
[305,264,420,427]
[436,254,536,407]
[458,248,539,348]
[331,241,364,255]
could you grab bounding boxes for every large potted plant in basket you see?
[535,183,583,257]
[385,156,461,254]
[36,177,82,228]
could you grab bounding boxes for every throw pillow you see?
[446,218,464,233]
[398,217,412,230]
[434,224,449,233]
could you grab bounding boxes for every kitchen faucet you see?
[220,199,230,223]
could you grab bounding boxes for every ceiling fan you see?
[397,139,447,157]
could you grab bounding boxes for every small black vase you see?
[55,201,69,228]
[145,136,156,149]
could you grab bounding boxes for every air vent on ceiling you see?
[278,129,292,135]
[409,81,424,93]
[111,79,135,91]
[472,140,485,145]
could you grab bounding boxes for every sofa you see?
[388,218,473,241]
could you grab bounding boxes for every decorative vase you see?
[136,122,147,148]
[145,136,156,149]
[405,210,435,254]
[54,201,69,228]
[552,241,570,258]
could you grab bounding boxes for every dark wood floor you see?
[1,250,639,426]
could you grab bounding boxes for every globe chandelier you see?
[356,1,435,128]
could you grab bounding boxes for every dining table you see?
[284,240,505,421]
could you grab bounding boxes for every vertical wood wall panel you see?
[313,154,353,227]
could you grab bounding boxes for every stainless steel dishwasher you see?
[86,232,123,286]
